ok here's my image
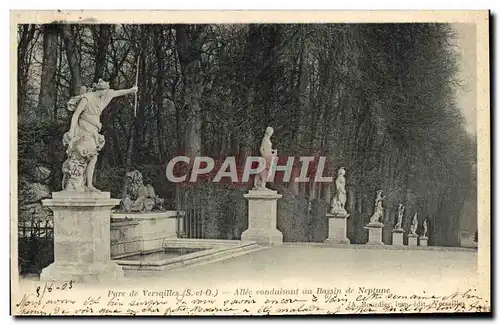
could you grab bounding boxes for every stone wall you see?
[111,211,183,255]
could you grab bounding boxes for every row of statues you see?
[398,205,428,237]
[62,85,277,194]
[248,127,432,241]
[58,83,430,237]
[330,171,428,238]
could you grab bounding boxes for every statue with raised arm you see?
[253,126,277,190]
[61,79,138,192]
[330,167,347,214]
[369,190,385,224]
[394,203,404,230]
[410,213,418,236]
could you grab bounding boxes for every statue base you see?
[324,212,350,245]
[241,190,283,246]
[419,236,429,246]
[392,228,404,246]
[364,222,384,245]
[408,234,418,246]
[40,191,123,283]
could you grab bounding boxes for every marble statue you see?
[410,213,418,236]
[253,126,278,190]
[394,203,404,230]
[120,169,165,213]
[369,190,385,224]
[61,79,138,192]
[330,167,347,214]
[422,219,428,237]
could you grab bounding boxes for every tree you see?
[37,24,58,119]
[17,24,37,115]
[175,24,207,159]
[59,25,82,96]
[18,23,476,245]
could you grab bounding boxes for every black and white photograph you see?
[10,10,490,316]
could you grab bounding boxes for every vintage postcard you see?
[10,10,490,316]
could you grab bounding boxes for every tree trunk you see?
[17,24,36,115]
[290,29,307,195]
[120,124,137,198]
[175,25,205,159]
[37,24,58,120]
[59,25,82,96]
[93,24,111,82]
[155,25,166,160]
[53,35,63,119]
[346,186,357,242]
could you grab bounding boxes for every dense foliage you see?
[17,23,476,245]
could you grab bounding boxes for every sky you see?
[452,23,477,135]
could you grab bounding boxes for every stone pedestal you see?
[40,191,124,283]
[408,234,418,246]
[112,211,183,252]
[392,229,404,246]
[364,222,384,245]
[324,212,350,245]
[419,236,428,246]
[110,219,140,258]
[241,190,283,245]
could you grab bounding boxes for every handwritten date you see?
[36,281,73,298]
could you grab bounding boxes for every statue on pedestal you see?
[253,126,277,191]
[330,167,347,214]
[422,219,428,237]
[369,190,385,224]
[61,79,138,192]
[394,203,404,230]
[410,213,418,236]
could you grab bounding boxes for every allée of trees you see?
[17,23,476,246]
